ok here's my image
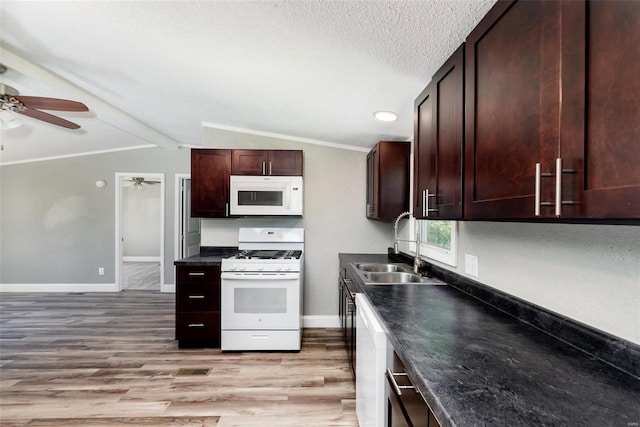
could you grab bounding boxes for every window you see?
[416,220,458,267]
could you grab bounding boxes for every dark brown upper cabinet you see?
[562,0,640,219]
[464,0,639,221]
[367,141,411,221]
[191,149,232,218]
[231,150,303,176]
[414,44,464,220]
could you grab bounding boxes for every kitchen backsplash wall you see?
[397,221,640,344]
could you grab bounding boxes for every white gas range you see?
[220,227,304,351]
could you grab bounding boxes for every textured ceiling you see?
[0,0,496,164]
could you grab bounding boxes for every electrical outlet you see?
[465,254,479,278]
[98,267,104,276]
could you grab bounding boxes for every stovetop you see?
[230,249,302,260]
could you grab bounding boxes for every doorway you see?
[115,173,165,292]
[175,174,201,261]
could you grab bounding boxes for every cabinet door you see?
[191,149,231,218]
[562,0,640,219]
[464,0,563,219]
[414,83,434,219]
[366,147,379,218]
[345,289,356,376]
[232,149,268,175]
[414,45,464,219]
[372,141,411,221]
[268,150,303,176]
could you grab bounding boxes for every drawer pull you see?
[386,369,415,396]
[188,295,205,299]
[188,272,205,276]
[188,323,205,328]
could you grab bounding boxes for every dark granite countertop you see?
[339,253,640,427]
[173,246,238,266]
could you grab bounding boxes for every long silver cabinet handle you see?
[386,369,415,396]
[188,323,205,328]
[555,158,562,217]
[188,295,205,299]
[422,190,427,217]
[188,272,205,276]
[269,162,272,176]
[535,163,542,216]
[262,161,266,175]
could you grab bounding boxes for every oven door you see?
[221,272,301,330]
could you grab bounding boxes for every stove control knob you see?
[283,264,291,271]
[229,264,237,271]
[257,264,264,271]
[274,264,283,271]
[238,264,246,271]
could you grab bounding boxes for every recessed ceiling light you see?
[374,111,398,122]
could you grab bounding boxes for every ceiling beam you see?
[0,46,181,151]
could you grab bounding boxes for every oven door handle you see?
[220,272,300,280]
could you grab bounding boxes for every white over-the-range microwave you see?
[229,175,303,216]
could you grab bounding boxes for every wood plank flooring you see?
[0,292,357,426]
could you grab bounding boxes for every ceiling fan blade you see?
[17,108,81,129]
[15,96,88,112]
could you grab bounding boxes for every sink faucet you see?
[393,211,423,274]
[393,211,411,254]
[413,220,423,274]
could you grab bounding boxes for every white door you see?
[180,178,200,259]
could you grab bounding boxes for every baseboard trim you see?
[303,315,340,328]
[0,283,119,293]
[161,284,176,293]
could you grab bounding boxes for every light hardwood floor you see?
[0,292,357,426]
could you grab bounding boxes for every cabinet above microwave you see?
[190,149,304,218]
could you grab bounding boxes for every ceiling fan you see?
[0,79,89,130]
[124,177,161,191]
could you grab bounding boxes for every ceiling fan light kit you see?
[0,109,24,130]
[124,177,160,191]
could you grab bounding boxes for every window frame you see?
[409,219,458,267]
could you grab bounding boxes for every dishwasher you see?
[356,293,391,427]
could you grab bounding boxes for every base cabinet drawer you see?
[176,266,221,284]
[176,312,220,347]
[386,352,441,427]
[176,283,220,312]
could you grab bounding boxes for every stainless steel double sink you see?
[351,262,445,286]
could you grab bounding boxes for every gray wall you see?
[0,147,190,284]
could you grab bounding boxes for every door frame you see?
[115,172,165,292]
